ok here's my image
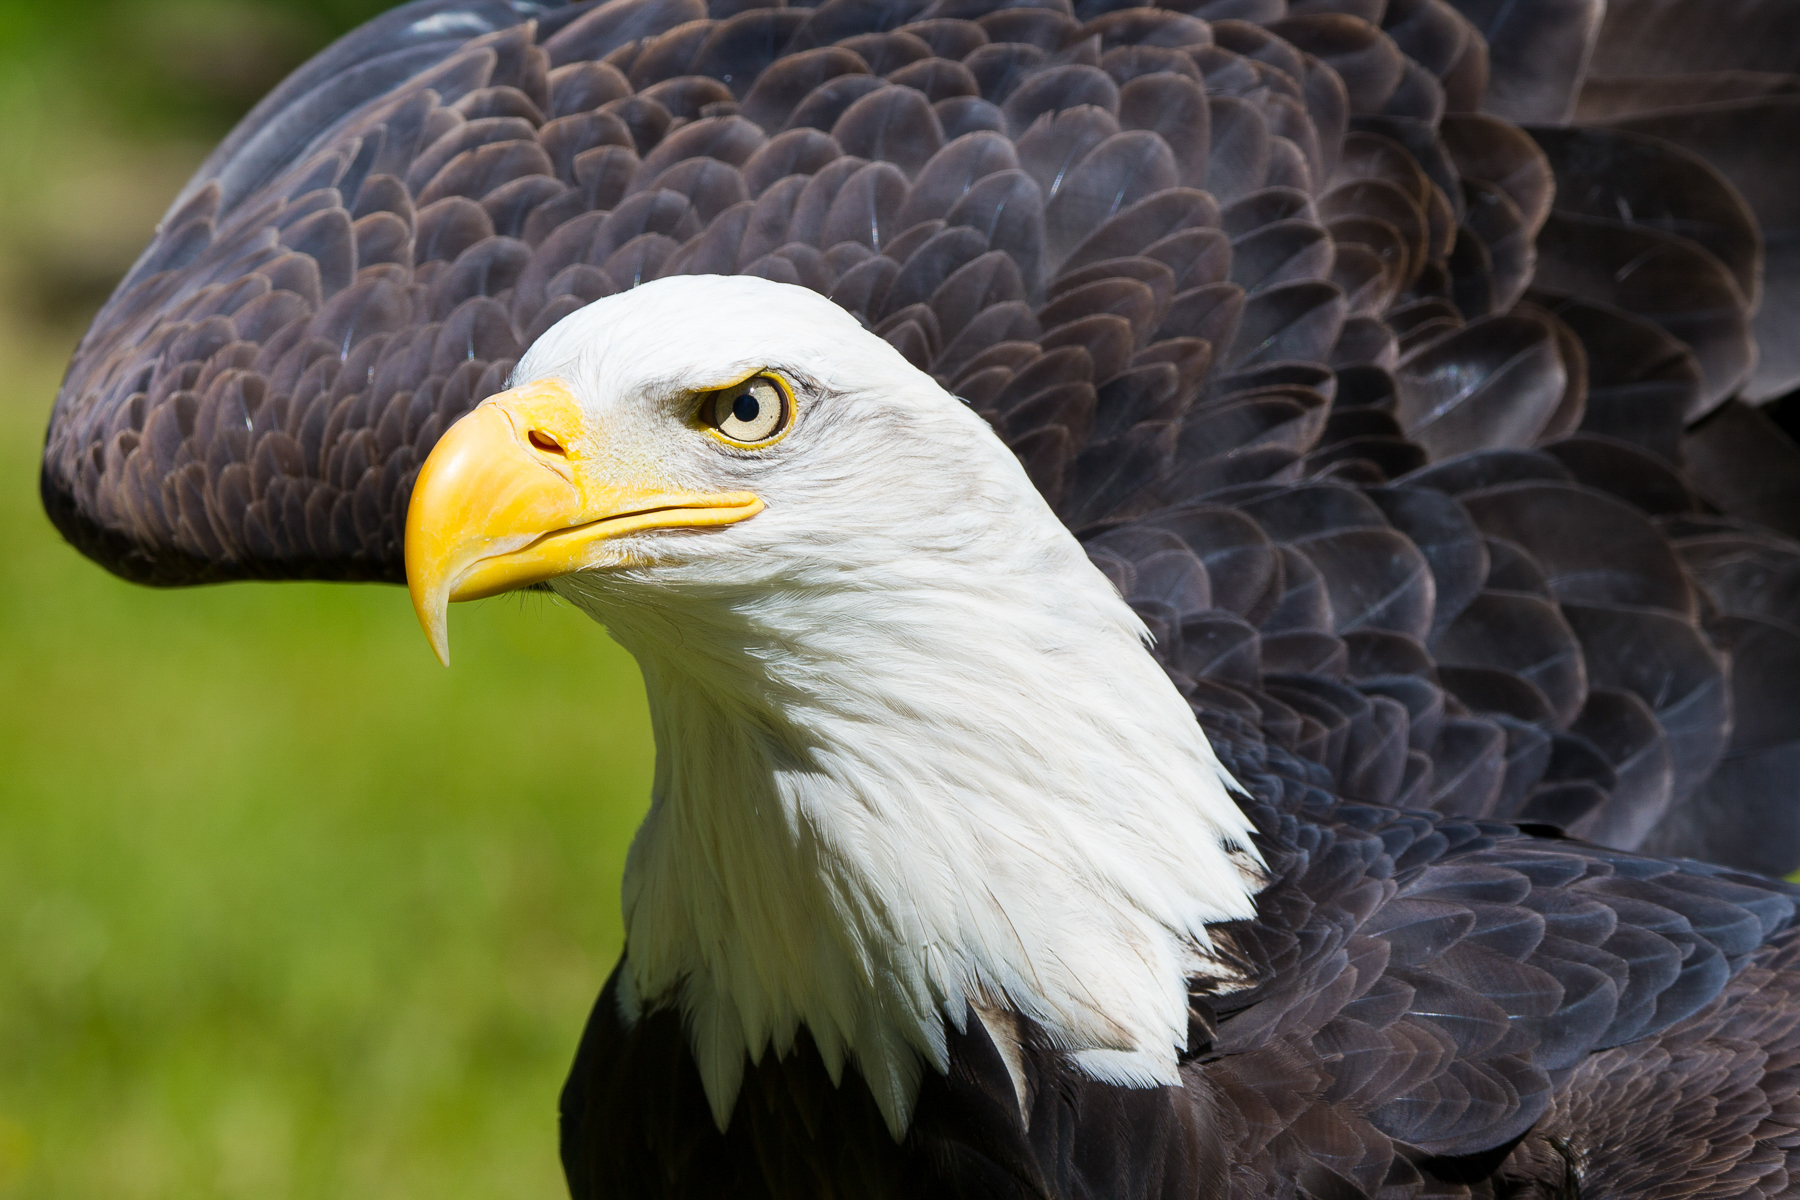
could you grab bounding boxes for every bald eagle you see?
[38,0,1800,1194]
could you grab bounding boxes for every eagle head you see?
[404,273,1263,1137]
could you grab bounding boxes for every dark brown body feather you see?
[564,785,1800,1199]
[38,0,1800,1194]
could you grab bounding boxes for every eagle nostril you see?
[528,430,566,456]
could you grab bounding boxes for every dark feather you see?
[42,2,1800,1194]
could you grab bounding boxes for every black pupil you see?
[732,390,761,424]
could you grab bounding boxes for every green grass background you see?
[0,3,657,1195]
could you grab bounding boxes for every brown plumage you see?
[38,0,1800,1194]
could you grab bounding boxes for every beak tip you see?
[410,579,453,668]
[424,611,451,667]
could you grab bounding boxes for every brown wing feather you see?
[45,2,1800,1193]
[40,0,1800,870]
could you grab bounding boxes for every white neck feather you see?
[552,368,1264,1137]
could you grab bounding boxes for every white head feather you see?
[513,275,1264,1136]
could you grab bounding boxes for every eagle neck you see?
[563,495,1264,1137]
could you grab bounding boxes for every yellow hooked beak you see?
[404,379,763,665]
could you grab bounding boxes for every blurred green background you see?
[0,2,654,1196]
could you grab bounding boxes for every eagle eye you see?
[702,375,790,445]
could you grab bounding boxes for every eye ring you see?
[699,373,794,447]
